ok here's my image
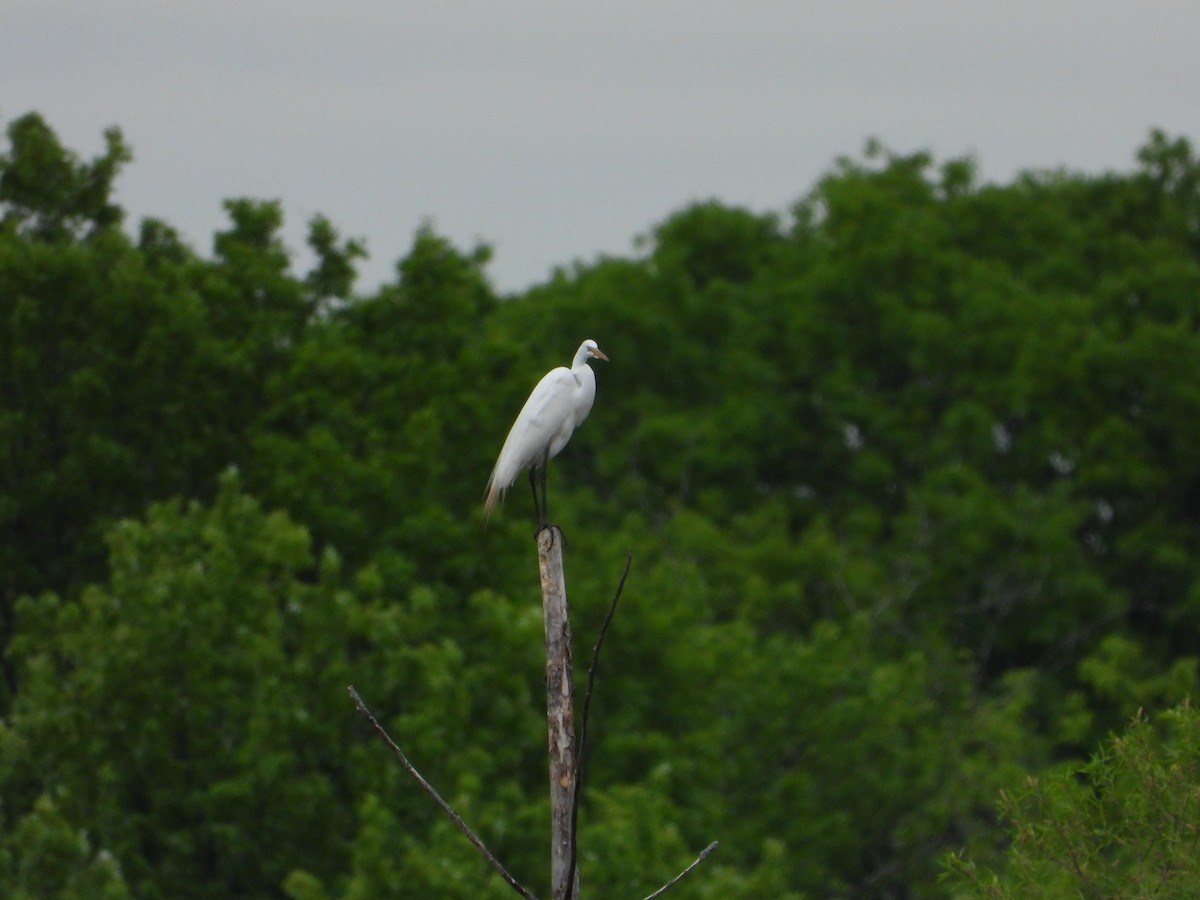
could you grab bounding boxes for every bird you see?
[485,339,609,531]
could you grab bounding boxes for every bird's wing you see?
[485,367,575,512]
[502,367,576,467]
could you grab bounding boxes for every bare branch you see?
[564,551,633,900]
[642,842,720,900]
[347,685,539,900]
[580,551,634,752]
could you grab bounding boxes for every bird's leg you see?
[531,452,562,543]
[535,455,567,547]
[529,465,543,529]
[539,458,550,527]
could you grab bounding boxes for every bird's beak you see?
[590,348,610,362]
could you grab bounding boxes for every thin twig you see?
[563,551,633,900]
[642,842,720,900]
[347,685,539,900]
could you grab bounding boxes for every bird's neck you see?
[572,361,594,388]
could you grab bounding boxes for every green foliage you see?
[4,112,1200,897]
[0,794,131,899]
[2,476,340,897]
[0,117,371,691]
[0,112,130,240]
[305,214,366,304]
[665,616,1035,895]
[0,475,548,898]
[945,700,1200,898]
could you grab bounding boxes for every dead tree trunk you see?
[351,529,716,898]
[536,526,580,900]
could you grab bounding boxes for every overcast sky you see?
[4,2,1198,294]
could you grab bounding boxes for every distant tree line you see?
[1,111,1198,897]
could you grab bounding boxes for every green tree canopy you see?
[2,112,1199,897]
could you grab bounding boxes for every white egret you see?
[485,339,609,529]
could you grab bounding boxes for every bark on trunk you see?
[537,526,580,899]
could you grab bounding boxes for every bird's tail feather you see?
[482,477,503,522]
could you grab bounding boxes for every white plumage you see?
[485,339,609,524]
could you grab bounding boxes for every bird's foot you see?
[534,522,568,549]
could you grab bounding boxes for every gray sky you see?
[4,2,1197,294]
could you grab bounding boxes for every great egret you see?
[485,339,609,529]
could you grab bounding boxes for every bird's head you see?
[583,339,609,362]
